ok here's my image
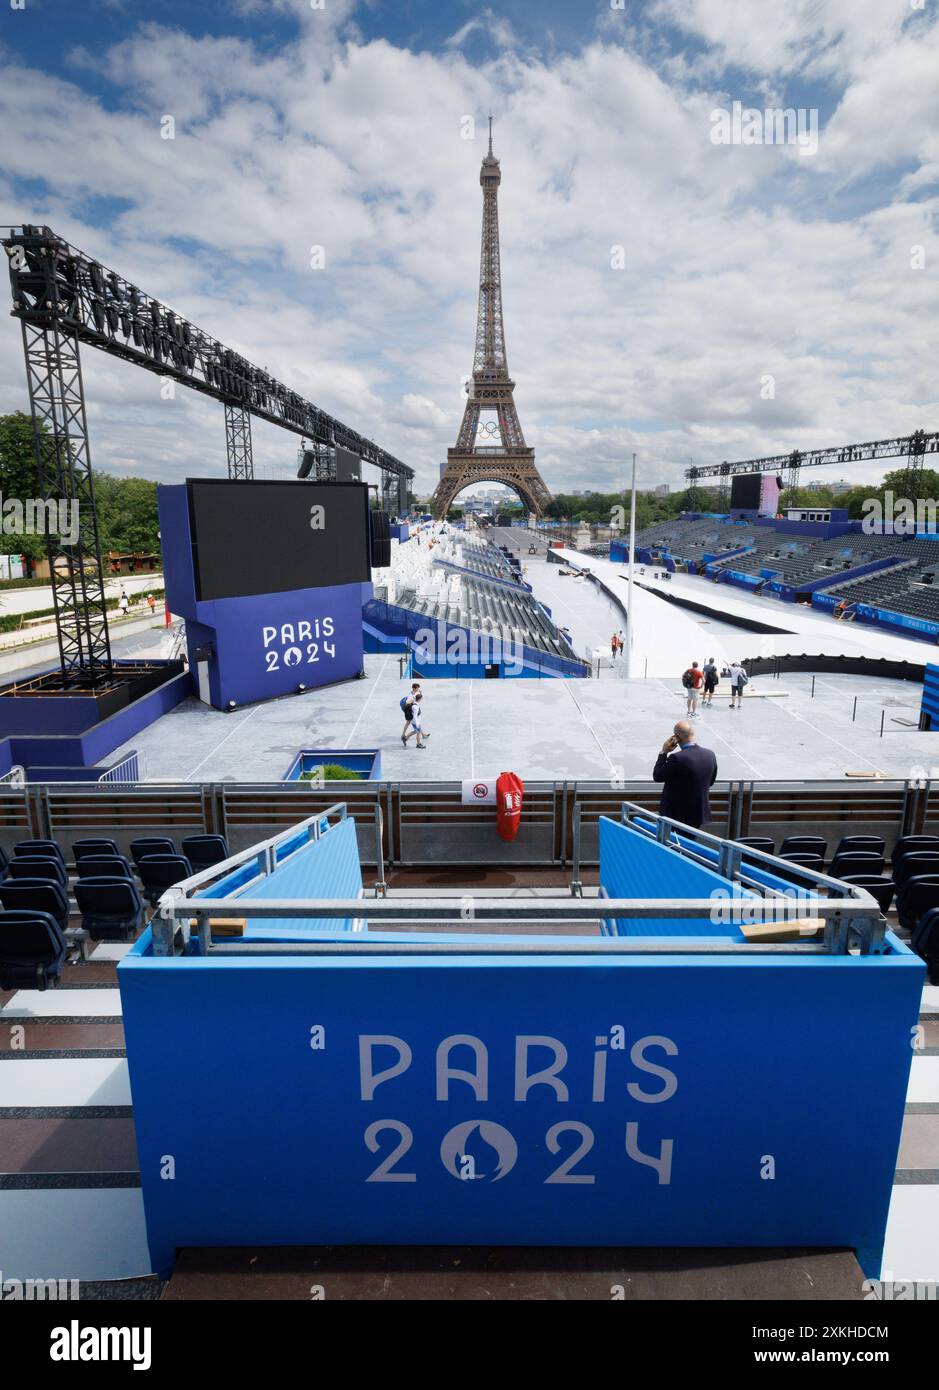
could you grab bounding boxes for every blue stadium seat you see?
[897,875,939,933]
[841,875,895,913]
[181,835,229,870]
[6,856,68,889]
[76,855,133,880]
[137,854,192,908]
[74,877,146,942]
[0,910,67,991]
[130,837,176,870]
[72,838,120,863]
[0,878,70,933]
[14,839,65,866]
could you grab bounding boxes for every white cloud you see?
[0,8,936,504]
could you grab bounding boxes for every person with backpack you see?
[404,692,430,749]
[682,661,703,715]
[400,682,421,745]
[729,661,749,709]
[702,657,719,708]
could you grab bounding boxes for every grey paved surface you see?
[107,656,925,783]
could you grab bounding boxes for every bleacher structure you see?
[627,515,939,633]
[367,524,589,673]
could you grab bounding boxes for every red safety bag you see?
[496,771,524,842]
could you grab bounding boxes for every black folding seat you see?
[896,875,939,933]
[76,855,133,880]
[894,852,939,887]
[72,838,120,863]
[129,837,176,870]
[181,835,229,871]
[830,850,885,878]
[892,835,939,871]
[736,837,774,854]
[779,852,825,873]
[833,835,885,860]
[779,835,827,858]
[137,854,192,908]
[6,856,68,889]
[14,839,65,866]
[0,910,67,991]
[911,906,939,984]
[74,877,146,942]
[0,845,8,879]
[841,875,895,913]
[0,878,70,933]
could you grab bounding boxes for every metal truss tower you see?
[432,122,552,518]
[224,403,254,481]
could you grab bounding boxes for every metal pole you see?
[852,696,857,722]
[625,451,637,677]
[880,709,885,739]
[811,675,816,699]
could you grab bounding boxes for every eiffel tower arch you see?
[432,121,552,520]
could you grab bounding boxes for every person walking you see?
[118,587,129,617]
[617,631,625,659]
[702,656,719,707]
[404,692,430,749]
[652,720,718,829]
[682,660,703,715]
[611,632,619,661]
[729,661,749,710]
[400,682,421,745]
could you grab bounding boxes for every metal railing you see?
[97,750,145,784]
[0,765,25,787]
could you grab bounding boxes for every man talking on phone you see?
[652,720,718,829]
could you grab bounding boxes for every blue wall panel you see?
[120,928,922,1279]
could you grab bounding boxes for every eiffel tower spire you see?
[431,122,552,519]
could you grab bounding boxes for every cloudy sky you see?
[0,0,937,499]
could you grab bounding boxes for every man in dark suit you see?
[652,720,718,829]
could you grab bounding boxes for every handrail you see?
[0,764,25,787]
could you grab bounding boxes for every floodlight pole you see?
[624,451,637,678]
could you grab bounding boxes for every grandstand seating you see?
[137,854,193,908]
[0,877,71,933]
[74,876,146,942]
[0,909,67,991]
[181,834,229,870]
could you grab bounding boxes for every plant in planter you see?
[300,763,363,781]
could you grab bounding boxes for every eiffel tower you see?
[431,120,552,519]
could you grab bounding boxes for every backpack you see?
[681,669,694,689]
[739,669,749,686]
[400,695,413,715]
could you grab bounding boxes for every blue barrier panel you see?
[120,923,922,1279]
[921,663,939,729]
[599,818,748,937]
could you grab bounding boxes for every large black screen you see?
[188,480,371,601]
[730,474,762,510]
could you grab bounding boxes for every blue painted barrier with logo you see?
[119,818,921,1280]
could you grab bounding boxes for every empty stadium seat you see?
[911,907,939,985]
[76,855,133,880]
[897,875,939,933]
[0,845,8,879]
[181,835,229,870]
[0,910,67,991]
[74,877,146,942]
[894,852,939,886]
[14,839,65,866]
[779,836,827,857]
[736,837,774,854]
[72,838,120,862]
[830,850,885,878]
[6,856,68,889]
[833,835,885,859]
[0,878,70,933]
[892,836,939,870]
[779,852,826,873]
[130,837,176,869]
[137,854,192,908]
[841,875,895,913]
